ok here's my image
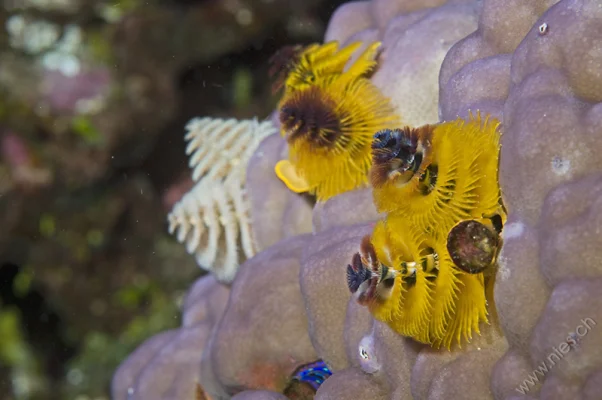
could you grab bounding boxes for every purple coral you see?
[111,276,229,400]
[441,0,602,398]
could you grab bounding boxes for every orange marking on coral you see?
[237,363,290,392]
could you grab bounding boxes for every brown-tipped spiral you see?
[279,86,345,150]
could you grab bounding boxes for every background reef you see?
[0,0,348,399]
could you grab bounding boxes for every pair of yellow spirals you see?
[354,113,506,348]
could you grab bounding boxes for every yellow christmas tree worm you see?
[282,41,357,94]
[347,219,491,349]
[274,41,399,201]
[269,41,359,95]
[370,112,505,235]
[270,40,381,97]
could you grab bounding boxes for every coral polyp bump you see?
[348,112,506,348]
[274,40,399,201]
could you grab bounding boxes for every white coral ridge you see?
[167,117,276,283]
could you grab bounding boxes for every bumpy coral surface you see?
[231,390,289,400]
[202,234,318,397]
[324,0,481,127]
[111,275,229,400]
[442,0,602,398]
[245,130,314,251]
[496,1,602,397]
[439,0,562,121]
